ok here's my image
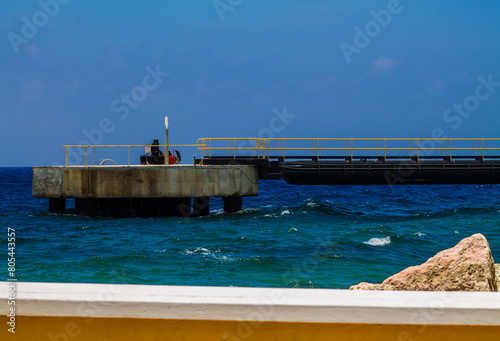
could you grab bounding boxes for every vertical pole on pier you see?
[165,116,169,165]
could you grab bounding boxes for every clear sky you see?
[1,0,499,166]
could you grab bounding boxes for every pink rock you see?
[351,234,498,291]
[495,264,500,292]
[349,282,395,290]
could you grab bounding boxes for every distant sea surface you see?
[1,167,499,288]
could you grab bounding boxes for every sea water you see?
[1,167,499,288]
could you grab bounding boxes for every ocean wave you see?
[312,252,345,259]
[301,199,364,216]
[410,206,500,220]
[234,208,261,215]
[285,279,317,288]
[363,236,391,246]
[182,247,234,262]
[236,256,279,265]
[298,197,500,220]
[73,225,94,230]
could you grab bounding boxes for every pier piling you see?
[223,196,242,213]
[48,198,66,214]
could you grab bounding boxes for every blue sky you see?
[1,0,499,166]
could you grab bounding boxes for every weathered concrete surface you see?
[32,167,64,197]
[351,234,498,291]
[33,165,258,198]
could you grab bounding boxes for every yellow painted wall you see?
[3,316,500,341]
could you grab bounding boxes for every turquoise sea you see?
[2,167,499,288]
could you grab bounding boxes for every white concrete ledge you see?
[2,282,500,326]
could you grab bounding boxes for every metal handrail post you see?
[384,139,387,162]
[350,139,353,162]
[417,140,420,162]
[482,139,485,161]
[450,139,453,161]
[317,139,319,162]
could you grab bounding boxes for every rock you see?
[495,264,500,292]
[350,233,497,291]
[349,282,395,290]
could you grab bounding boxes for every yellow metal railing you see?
[63,144,200,166]
[196,138,262,160]
[64,138,500,166]
[196,138,500,162]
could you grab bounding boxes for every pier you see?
[198,137,500,185]
[33,137,500,216]
[33,165,258,217]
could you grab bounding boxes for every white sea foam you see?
[281,210,291,215]
[364,236,391,246]
[415,232,425,237]
[183,247,233,262]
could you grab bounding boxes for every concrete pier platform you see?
[32,165,258,217]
